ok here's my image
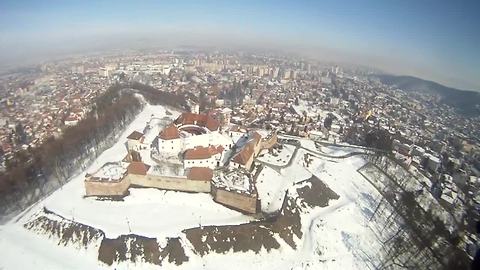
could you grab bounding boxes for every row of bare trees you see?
[0,88,142,220]
[0,82,190,222]
[122,82,191,110]
[363,154,470,269]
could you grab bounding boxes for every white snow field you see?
[257,144,296,166]
[0,104,394,270]
[173,155,387,270]
[9,104,253,235]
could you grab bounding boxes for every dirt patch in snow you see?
[91,193,129,201]
[23,175,338,266]
[296,175,340,208]
[184,175,338,255]
[98,235,188,266]
[24,208,189,267]
[24,208,104,248]
[184,223,281,256]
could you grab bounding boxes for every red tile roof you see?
[205,116,220,131]
[175,112,220,131]
[231,132,262,165]
[186,167,213,181]
[232,142,255,165]
[184,146,211,160]
[127,162,150,175]
[209,145,225,155]
[159,124,180,140]
[184,145,224,160]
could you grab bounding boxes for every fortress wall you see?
[245,154,255,170]
[84,177,131,196]
[128,174,210,193]
[261,133,278,150]
[211,186,257,214]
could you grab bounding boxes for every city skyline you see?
[1,0,479,91]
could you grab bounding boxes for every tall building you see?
[273,67,280,78]
[292,70,298,80]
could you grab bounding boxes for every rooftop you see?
[212,168,255,195]
[184,145,224,160]
[159,124,180,140]
[175,112,220,131]
[85,162,127,182]
[127,130,144,140]
[148,162,185,177]
[127,161,151,175]
[186,167,214,181]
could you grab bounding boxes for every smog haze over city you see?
[1,0,480,90]
[0,1,480,270]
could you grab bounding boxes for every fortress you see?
[84,110,277,214]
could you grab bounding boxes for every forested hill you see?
[372,74,480,116]
[108,82,192,111]
[0,83,190,223]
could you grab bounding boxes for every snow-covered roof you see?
[221,107,233,114]
[212,169,255,195]
[148,162,185,177]
[86,162,127,182]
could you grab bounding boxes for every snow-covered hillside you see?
[0,104,403,269]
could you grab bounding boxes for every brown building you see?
[174,112,220,131]
[231,132,262,170]
[127,131,145,151]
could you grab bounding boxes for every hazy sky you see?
[1,0,479,90]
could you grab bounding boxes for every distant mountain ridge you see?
[372,74,480,116]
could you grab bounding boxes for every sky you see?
[0,0,479,90]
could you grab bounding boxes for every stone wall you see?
[128,174,210,193]
[244,153,255,170]
[84,177,131,196]
[211,186,257,214]
[233,153,255,171]
[261,133,277,150]
[253,141,262,157]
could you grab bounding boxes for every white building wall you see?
[184,133,212,149]
[210,132,234,150]
[184,157,216,169]
[212,153,222,163]
[212,187,257,214]
[158,138,184,154]
[127,139,141,151]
